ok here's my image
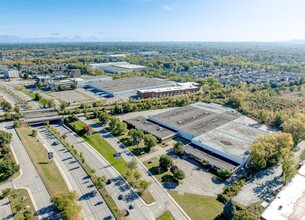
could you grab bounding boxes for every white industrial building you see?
[149,102,268,167]
[4,70,19,78]
[262,157,305,220]
[89,62,149,74]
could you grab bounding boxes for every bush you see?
[233,210,260,220]
[217,193,230,204]
[173,168,185,180]
[217,169,233,179]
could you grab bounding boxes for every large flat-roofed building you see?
[137,82,200,98]
[124,116,177,141]
[149,102,268,166]
[73,75,112,87]
[4,70,19,78]
[89,62,149,74]
[87,76,175,97]
[262,158,305,220]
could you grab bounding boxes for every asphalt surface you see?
[0,86,28,111]
[78,116,190,220]
[35,125,115,220]
[0,197,13,220]
[52,122,155,220]
[0,122,60,220]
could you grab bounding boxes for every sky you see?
[1,0,305,42]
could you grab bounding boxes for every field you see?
[50,90,93,103]
[16,126,69,196]
[281,91,305,106]
[168,191,224,220]
[157,210,175,220]
[9,189,38,220]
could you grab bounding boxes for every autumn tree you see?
[250,132,293,169]
[282,114,305,145]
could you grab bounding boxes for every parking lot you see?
[49,90,94,103]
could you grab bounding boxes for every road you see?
[78,116,190,220]
[0,122,60,220]
[52,122,155,220]
[35,125,114,220]
[0,87,27,111]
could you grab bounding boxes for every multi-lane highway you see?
[51,122,155,220]
[0,122,60,220]
[35,125,114,220]
[78,116,190,220]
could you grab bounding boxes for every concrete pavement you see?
[35,125,114,220]
[0,197,13,220]
[0,122,60,220]
[78,116,190,220]
[52,122,155,220]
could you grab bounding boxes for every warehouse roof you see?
[150,105,241,136]
[184,144,238,170]
[262,165,305,220]
[89,76,175,94]
[124,116,177,140]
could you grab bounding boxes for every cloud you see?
[50,33,61,36]
[162,5,173,11]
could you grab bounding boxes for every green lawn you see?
[16,126,69,196]
[9,189,38,220]
[157,210,175,220]
[69,121,86,134]
[168,191,224,220]
[38,98,50,107]
[143,157,177,183]
[21,90,35,99]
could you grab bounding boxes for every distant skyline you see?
[1,0,305,42]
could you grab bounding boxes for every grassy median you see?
[157,210,175,220]
[9,189,38,220]
[16,126,69,196]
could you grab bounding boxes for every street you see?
[35,125,114,220]
[78,116,190,220]
[52,122,155,220]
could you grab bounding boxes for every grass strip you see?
[47,125,122,219]
[9,189,39,220]
[16,126,69,196]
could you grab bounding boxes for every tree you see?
[281,149,297,185]
[0,130,12,146]
[14,104,20,113]
[108,118,127,136]
[83,125,92,134]
[31,129,37,137]
[217,169,232,179]
[127,159,138,170]
[138,179,151,193]
[122,102,132,113]
[250,132,293,169]
[159,155,173,170]
[282,114,305,145]
[133,170,142,182]
[70,83,77,90]
[173,168,185,180]
[223,199,236,220]
[0,100,12,112]
[173,141,185,155]
[233,210,259,220]
[0,159,20,180]
[144,134,157,150]
[51,192,82,220]
[95,175,107,189]
[34,93,42,101]
[128,129,144,147]
[98,112,110,125]
[58,85,67,91]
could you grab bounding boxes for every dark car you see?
[118,194,124,200]
[129,203,135,210]
[106,179,112,185]
[122,209,129,217]
[52,141,59,146]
